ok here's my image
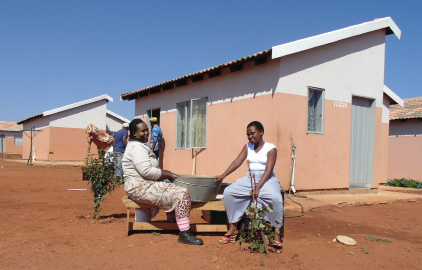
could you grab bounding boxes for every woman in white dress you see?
[216,121,283,246]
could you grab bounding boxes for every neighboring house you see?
[0,121,23,157]
[388,97,422,181]
[17,95,130,161]
[121,17,402,191]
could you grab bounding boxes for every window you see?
[176,98,207,149]
[14,135,22,146]
[307,87,324,133]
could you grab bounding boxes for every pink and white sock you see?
[176,217,190,231]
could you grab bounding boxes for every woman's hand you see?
[215,175,225,182]
[249,187,261,199]
[161,169,179,180]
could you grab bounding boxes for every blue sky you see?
[1,0,421,122]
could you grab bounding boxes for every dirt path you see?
[0,160,421,269]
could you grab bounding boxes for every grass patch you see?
[403,227,412,230]
[151,232,161,237]
[365,236,392,243]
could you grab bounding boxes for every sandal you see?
[219,233,238,244]
[270,240,283,247]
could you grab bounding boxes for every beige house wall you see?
[145,92,387,190]
[133,30,392,190]
[388,136,422,181]
[388,119,422,181]
[5,136,22,153]
[22,126,100,161]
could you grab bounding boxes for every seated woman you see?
[216,121,283,246]
[122,118,203,245]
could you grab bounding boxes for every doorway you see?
[349,97,376,188]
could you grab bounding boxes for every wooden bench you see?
[122,196,227,236]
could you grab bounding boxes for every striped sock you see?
[176,217,190,231]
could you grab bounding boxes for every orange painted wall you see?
[156,92,382,190]
[22,127,101,161]
[5,137,22,153]
[388,135,422,181]
[49,127,101,161]
[22,127,50,160]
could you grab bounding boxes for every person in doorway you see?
[149,117,163,160]
[113,123,129,177]
[122,118,203,245]
[215,121,284,246]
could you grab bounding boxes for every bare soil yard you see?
[0,160,421,269]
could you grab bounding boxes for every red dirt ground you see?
[0,160,421,269]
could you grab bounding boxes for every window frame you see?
[175,97,208,149]
[14,135,23,146]
[306,86,325,134]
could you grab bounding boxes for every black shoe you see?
[178,230,204,245]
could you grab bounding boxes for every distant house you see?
[388,97,422,181]
[121,17,402,191]
[0,121,23,157]
[17,95,130,161]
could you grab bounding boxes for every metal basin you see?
[173,174,221,202]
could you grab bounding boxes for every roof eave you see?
[106,110,130,123]
[17,113,44,125]
[120,49,272,101]
[384,85,404,107]
[272,17,401,59]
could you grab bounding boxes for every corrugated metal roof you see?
[121,49,272,101]
[390,97,422,120]
[0,121,23,132]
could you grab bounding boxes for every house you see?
[388,97,422,181]
[121,17,403,191]
[17,95,130,161]
[0,121,23,158]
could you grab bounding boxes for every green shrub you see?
[385,178,422,189]
[83,150,123,219]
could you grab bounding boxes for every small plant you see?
[385,178,422,189]
[365,236,392,243]
[360,247,369,254]
[345,223,352,227]
[151,232,161,237]
[84,150,123,219]
[239,203,278,253]
[403,227,412,230]
[259,255,265,266]
[238,165,280,254]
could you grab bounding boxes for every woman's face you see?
[247,126,263,144]
[134,122,150,143]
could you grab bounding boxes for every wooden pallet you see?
[122,196,227,236]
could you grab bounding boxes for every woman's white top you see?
[246,142,276,171]
[122,140,162,183]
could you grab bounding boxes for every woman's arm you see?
[215,145,248,182]
[250,148,277,198]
